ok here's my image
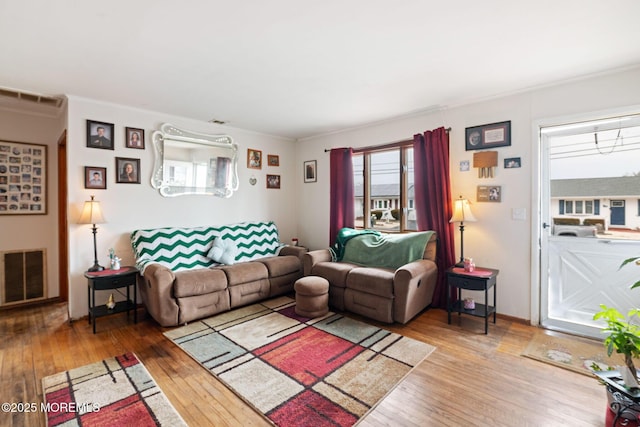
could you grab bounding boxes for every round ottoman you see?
[294,276,329,318]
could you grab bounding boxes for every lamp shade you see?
[78,196,106,225]
[450,197,476,223]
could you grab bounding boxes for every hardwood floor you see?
[1,301,606,426]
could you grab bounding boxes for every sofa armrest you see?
[393,259,438,324]
[279,245,307,262]
[139,263,180,327]
[303,249,332,276]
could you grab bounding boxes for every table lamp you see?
[449,196,477,267]
[78,195,106,272]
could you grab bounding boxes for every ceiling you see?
[1,1,640,140]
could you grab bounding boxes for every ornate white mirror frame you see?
[151,123,239,198]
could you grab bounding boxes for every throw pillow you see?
[207,237,238,265]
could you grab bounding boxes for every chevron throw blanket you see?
[131,221,284,273]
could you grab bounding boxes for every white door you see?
[540,113,640,338]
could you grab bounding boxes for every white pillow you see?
[207,237,238,265]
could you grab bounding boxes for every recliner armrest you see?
[303,249,332,276]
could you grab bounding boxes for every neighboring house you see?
[550,176,640,230]
[354,184,416,215]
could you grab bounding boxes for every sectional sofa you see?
[130,221,305,326]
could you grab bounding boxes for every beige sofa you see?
[303,231,437,324]
[131,221,305,326]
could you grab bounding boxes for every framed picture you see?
[303,160,317,183]
[125,127,145,149]
[465,120,511,151]
[267,154,279,166]
[266,174,281,189]
[86,120,114,150]
[504,157,521,168]
[477,185,502,202]
[84,166,107,189]
[115,157,141,184]
[0,140,47,215]
[247,148,262,169]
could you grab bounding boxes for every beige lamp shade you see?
[78,195,106,225]
[450,197,476,223]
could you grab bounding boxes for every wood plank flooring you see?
[0,301,607,426]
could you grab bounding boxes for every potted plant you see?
[593,256,640,425]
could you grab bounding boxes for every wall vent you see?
[1,249,47,306]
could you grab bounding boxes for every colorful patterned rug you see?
[41,352,187,426]
[164,296,436,427]
[522,332,624,376]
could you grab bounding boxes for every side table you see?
[446,266,499,334]
[85,266,138,334]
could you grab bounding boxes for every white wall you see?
[296,66,640,322]
[0,108,65,300]
[66,96,297,319]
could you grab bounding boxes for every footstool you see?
[294,276,329,318]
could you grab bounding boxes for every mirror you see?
[151,123,239,197]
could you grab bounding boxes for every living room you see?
[2,2,640,426]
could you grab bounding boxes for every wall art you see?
[86,120,114,150]
[267,154,279,166]
[465,120,511,151]
[0,140,47,215]
[247,148,262,169]
[115,157,141,184]
[266,174,281,189]
[125,127,145,149]
[303,160,317,183]
[504,157,521,168]
[477,185,502,202]
[84,166,107,189]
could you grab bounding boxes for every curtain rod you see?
[324,127,451,152]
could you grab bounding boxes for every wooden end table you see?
[85,266,138,334]
[446,266,499,334]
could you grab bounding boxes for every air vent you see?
[1,249,47,306]
[0,87,64,109]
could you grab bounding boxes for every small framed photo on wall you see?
[303,160,317,183]
[86,120,114,150]
[125,127,145,149]
[267,154,279,166]
[84,166,107,189]
[247,148,262,169]
[266,174,281,189]
[115,157,141,184]
[477,185,502,202]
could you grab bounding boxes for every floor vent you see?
[1,249,47,306]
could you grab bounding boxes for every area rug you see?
[41,352,187,426]
[522,332,624,376]
[164,296,436,427]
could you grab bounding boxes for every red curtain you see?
[329,148,354,246]
[413,127,456,308]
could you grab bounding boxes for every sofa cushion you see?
[207,237,238,265]
[258,255,301,277]
[220,261,268,285]
[311,261,359,288]
[346,267,395,298]
[173,268,228,298]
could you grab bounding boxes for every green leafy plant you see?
[593,305,640,384]
[620,256,640,290]
[592,256,640,386]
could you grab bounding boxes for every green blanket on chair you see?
[337,229,434,270]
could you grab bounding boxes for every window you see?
[562,199,597,215]
[353,144,416,232]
